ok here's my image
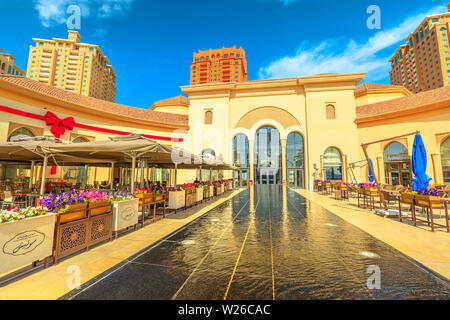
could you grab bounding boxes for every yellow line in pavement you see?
[171,196,250,300]
[223,188,261,300]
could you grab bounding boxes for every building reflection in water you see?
[249,185,255,214]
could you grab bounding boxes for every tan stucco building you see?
[0,71,449,190]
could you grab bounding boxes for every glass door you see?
[288,169,304,188]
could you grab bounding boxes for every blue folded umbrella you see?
[368,159,375,183]
[411,134,432,191]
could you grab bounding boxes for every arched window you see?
[202,148,216,160]
[384,142,411,186]
[8,127,35,142]
[287,133,304,169]
[441,136,450,187]
[323,147,342,180]
[326,104,336,120]
[72,136,89,143]
[384,142,409,162]
[204,110,213,125]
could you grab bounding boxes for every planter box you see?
[136,193,154,205]
[203,186,210,199]
[168,191,185,210]
[89,199,111,216]
[209,186,214,197]
[415,194,441,208]
[186,189,196,207]
[221,185,225,193]
[0,213,56,275]
[59,203,88,224]
[196,187,203,202]
[112,199,139,232]
[53,204,112,264]
[401,193,415,204]
[153,194,164,202]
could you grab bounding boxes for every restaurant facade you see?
[0,73,449,192]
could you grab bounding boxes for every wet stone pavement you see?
[62,185,450,300]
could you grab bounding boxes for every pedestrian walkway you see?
[295,189,450,281]
[0,189,244,300]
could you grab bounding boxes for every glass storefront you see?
[441,137,450,187]
[233,134,249,187]
[323,147,342,181]
[255,127,281,185]
[287,133,305,188]
[384,142,411,186]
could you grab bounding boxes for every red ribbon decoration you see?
[44,111,75,139]
[0,105,183,142]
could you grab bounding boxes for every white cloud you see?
[258,5,446,82]
[34,0,135,27]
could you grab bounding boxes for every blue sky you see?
[0,0,447,108]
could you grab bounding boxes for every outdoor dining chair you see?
[1,190,26,209]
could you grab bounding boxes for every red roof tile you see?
[354,83,410,96]
[0,75,188,127]
[150,95,190,109]
[356,85,450,122]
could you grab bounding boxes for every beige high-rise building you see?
[0,48,26,76]
[26,31,117,102]
[389,2,450,93]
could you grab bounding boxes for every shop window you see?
[8,127,35,142]
[441,136,450,187]
[384,142,411,186]
[72,136,89,143]
[323,147,342,181]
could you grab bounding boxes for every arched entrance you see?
[323,147,343,181]
[287,132,305,188]
[233,134,249,187]
[255,126,281,185]
[384,142,411,186]
[440,136,450,187]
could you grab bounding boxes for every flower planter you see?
[168,191,185,210]
[209,186,214,197]
[415,194,441,208]
[185,188,196,207]
[136,193,154,205]
[401,193,415,204]
[203,186,210,199]
[196,187,204,203]
[0,213,56,275]
[112,198,139,233]
[53,203,112,264]
[221,185,225,193]
[153,194,164,202]
[59,203,88,224]
[89,199,111,216]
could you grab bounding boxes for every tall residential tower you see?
[190,47,248,85]
[389,3,450,93]
[0,48,25,76]
[26,31,117,102]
